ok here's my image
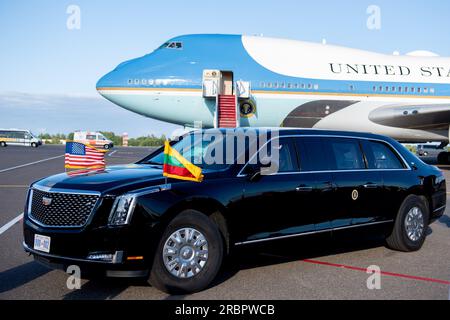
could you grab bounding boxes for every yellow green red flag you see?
[163,141,204,182]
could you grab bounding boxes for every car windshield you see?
[141,134,233,171]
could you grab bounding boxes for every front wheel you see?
[149,210,223,294]
[0,141,6,147]
[386,195,429,252]
[31,142,38,148]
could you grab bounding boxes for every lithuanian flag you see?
[163,141,204,182]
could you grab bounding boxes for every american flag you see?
[65,142,106,169]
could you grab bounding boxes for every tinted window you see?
[296,137,330,172]
[254,138,299,173]
[363,141,404,169]
[86,135,96,140]
[13,132,25,139]
[325,138,365,170]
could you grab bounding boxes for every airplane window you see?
[260,82,265,88]
[161,42,183,49]
[404,87,408,93]
[392,86,396,92]
[424,88,429,93]
[379,86,383,92]
[385,86,390,92]
[267,82,272,88]
[287,83,292,89]
[273,83,278,88]
[398,87,402,92]
[411,87,415,93]
[307,84,312,89]
[301,84,305,89]
[280,82,285,88]
[373,86,377,92]
[417,88,421,93]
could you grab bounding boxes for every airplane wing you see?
[369,104,450,130]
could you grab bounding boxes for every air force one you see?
[96,34,450,145]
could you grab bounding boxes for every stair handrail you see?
[214,81,219,128]
[235,82,240,128]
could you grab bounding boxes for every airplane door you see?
[221,71,234,95]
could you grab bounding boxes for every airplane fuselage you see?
[97,34,450,143]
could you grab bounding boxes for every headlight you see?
[108,186,170,226]
[108,194,137,226]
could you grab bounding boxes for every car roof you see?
[200,127,390,141]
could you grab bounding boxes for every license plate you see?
[34,234,51,253]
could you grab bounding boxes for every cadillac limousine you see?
[23,128,446,293]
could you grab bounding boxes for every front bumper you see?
[23,216,155,278]
[23,242,148,277]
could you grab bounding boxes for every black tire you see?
[31,142,37,148]
[437,152,450,165]
[0,141,6,147]
[386,195,429,252]
[149,210,224,294]
[103,144,110,150]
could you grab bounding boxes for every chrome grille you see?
[29,188,99,227]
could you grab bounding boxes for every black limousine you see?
[23,128,446,293]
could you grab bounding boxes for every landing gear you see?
[437,152,450,165]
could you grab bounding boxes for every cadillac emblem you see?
[42,197,52,206]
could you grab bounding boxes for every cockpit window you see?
[160,41,183,50]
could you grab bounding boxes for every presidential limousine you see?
[23,128,446,294]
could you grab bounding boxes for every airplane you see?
[96,34,450,160]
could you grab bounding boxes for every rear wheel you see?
[149,210,223,294]
[0,141,6,147]
[386,195,429,252]
[437,152,450,164]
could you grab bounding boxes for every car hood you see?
[33,164,174,194]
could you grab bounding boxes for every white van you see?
[0,129,42,148]
[73,131,114,149]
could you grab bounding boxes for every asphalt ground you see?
[0,145,449,300]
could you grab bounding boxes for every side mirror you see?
[243,165,263,182]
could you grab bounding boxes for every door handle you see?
[363,183,379,189]
[296,186,313,192]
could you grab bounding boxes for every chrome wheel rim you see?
[405,207,425,242]
[162,228,209,279]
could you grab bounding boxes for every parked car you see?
[23,128,446,294]
[0,129,42,148]
[73,131,114,149]
[416,144,446,157]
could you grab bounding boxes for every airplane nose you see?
[96,70,117,91]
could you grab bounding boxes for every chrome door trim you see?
[234,220,394,246]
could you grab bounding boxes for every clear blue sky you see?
[1,0,450,136]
